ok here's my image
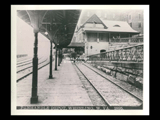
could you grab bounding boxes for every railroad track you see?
[17,56,32,63]
[17,57,47,73]
[17,57,53,82]
[17,57,43,67]
[83,62,143,101]
[74,62,143,110]
[17,56,43,65]
[73,62,108,107]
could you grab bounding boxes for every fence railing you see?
[111,37,143,43]
[17,54,27,58]
[88,43,143,62]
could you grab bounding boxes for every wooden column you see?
[31,32,38,104]
[60,48,63,64]
[83,32,85,43]
[49,41,53,79]
[27,10,46,104]
[128,34,131,44]
[55,46,58,70]
[109,33,111,44]
[97,33,99,43]
[58,48,60,66]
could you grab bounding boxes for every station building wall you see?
[85,42,109,56]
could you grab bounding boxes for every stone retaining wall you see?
[87,61,143,89]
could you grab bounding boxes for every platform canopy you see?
[17,10,81,48]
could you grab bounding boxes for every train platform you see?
[16,59,93,106]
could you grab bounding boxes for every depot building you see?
[70,14,140,56]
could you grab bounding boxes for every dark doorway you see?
[100,49,106,53]
[100,49,106,59]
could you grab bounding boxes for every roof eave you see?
[83,28,140,34]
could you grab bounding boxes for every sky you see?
[17,17,53,57]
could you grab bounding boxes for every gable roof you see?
[101,20,139,33]
[79,14,139,34]
[81,14,108,29]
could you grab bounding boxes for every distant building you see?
[73,14,139,56]
[126,10,143,35]
[78,9,143,35]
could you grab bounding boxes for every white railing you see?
[111,37,143,43]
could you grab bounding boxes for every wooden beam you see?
[67,23,77,25]
[63,10,66,18]
[56,13,64,19]
[56,33,74,35]
[56,17,63,22]
[41,22,62,24]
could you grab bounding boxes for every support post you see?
[60,48,62,64]
[58,48,60,66]
[55,46,58,70]
[97,33,99,43]
[31,32,38,104]
[109,33,111,44]
[49,41,53,79]
[128,34,131,44]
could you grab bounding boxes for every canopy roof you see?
[17,10,81,48]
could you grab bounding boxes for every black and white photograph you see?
[11,5,149,115]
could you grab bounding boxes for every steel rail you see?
[74,63,110,107]
[17,58,48,73]
[83,63,143,102]
[17,59,53,82]
[17,57,43,67]
[75,62,143,109]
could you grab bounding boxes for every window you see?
[138,22,141,28]
[93,22,96,27]
[100,33,103,40]
[139,14,141,20]
[87,33,97,42]
[113,25,120,27]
